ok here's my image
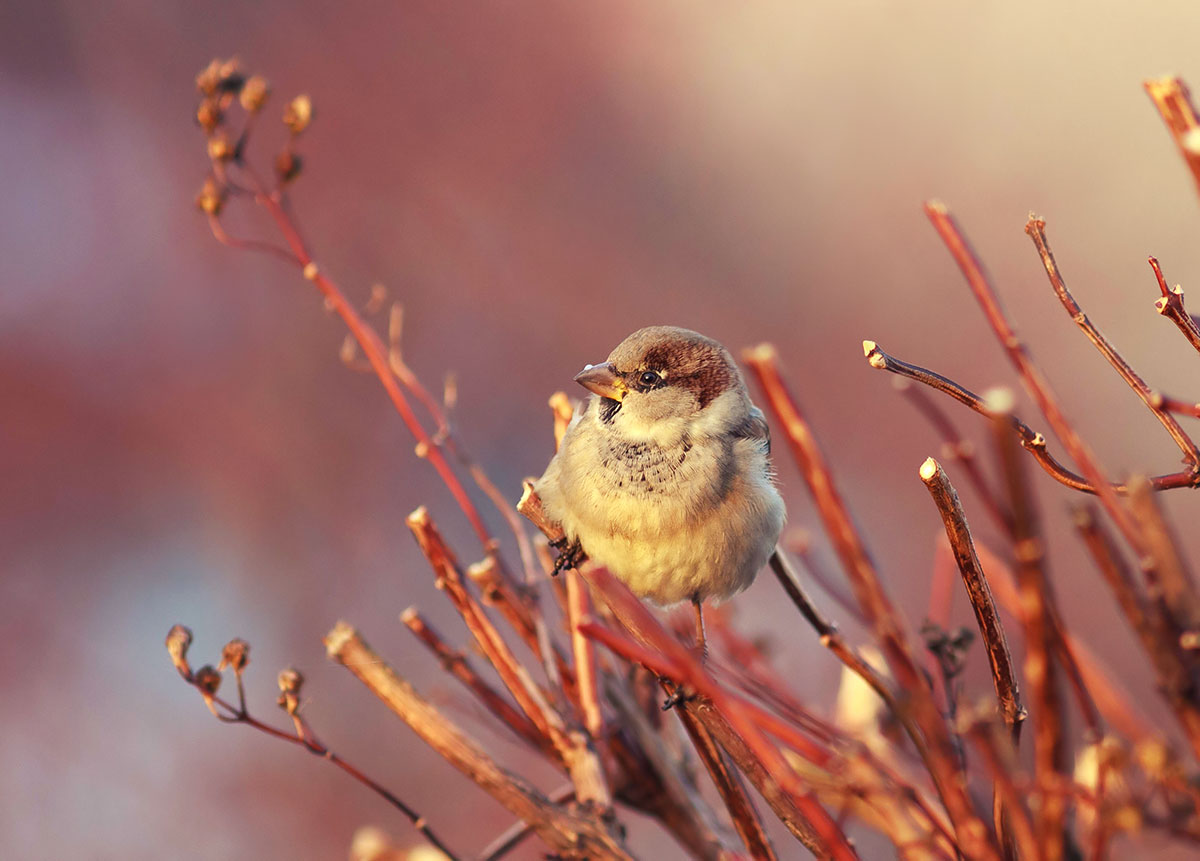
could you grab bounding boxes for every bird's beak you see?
[574,363,627,401]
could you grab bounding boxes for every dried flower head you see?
[349,826,394,861]
[274,150,303,185]
[196,99,222,135]
[196,59,223,96]
[196,177,226,216]
[1134,738,1167,776]
[239,75,270,113]
[165,624,194,679]
[283,94,313,135]
[207,133,235,163]
[219,638,250,674]
[196,58,244,97]
[216,58,245,94]
[277,667,305,716]
[195,664,222,700]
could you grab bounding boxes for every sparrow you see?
[533,326,786,655]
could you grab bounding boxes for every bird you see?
[532,325,786,658]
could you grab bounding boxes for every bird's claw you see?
[661,686,698,711]
[551,538,585,576]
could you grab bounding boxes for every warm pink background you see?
[6,3,1200,858]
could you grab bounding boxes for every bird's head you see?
[574,326,750,443]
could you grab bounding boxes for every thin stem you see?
[923,201,1153,553]
[324,622,633,859]
[232,167,499,556]
[480,785,576,861]
[919,459,1025,735]
[992,403,1067,861]
[768,550,931,765]
[787,535,868,626]
[190,683,459,859]
[1072,502,1200,755]
[1148,257,1200,355]
[864,341,1199,494]
[897,379,1012,534]
[1151,391,1200,419]
[565,570,604,739]
[677,708,779,861]
[1025,216,1200,467]
[206,213,300,266]
[744,345,999,861]
[1145,77,1200,204]
[919,457,1025,860]
[400,608,548,753]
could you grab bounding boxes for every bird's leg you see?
[662,596,707,710]
[692,596,708,661]
[550,537,585,576]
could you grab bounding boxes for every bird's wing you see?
[734,405,771,454]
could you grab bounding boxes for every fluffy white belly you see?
[563,477,783,606]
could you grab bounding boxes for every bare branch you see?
[919,458,1024,735]
[1025,216,1200,466]
[744,344,999,861]
[923,201,1157,553]
[1145,77,1200,203]
[324,622,632,859]
[400,608,548,754]
[991,397,1068,860]
[1148,257,1200,355]
[863,341,1199,494]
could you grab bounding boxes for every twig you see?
[1072,503,1200,754]
[1025,216,1200,467]
[1148,257,1200,355]
[1151,391,1200,419]
[407,508,612,809]
[767,551,927,759]
[604,678,738,860]
[480,784,576,861]
[897,379,1012,535]
[408,507,557,741]
[566,570,604,739]
[677,708,779,861]
[919,457,1025,860]
[923,201,1156,554]
[962,716,1041,861]
[972,541,1152,744]
[167,628,460,859]
[517,479,566,544]
[400,608,549,753]
[991,397,1067,861]
[549,391,575,449]
[206,213,300,265]
[576,597,856,860]
[786,533,868,626]
[221,156,502,559]
[324,622,632,860]
[381,300,541,590]
[1144,77,1200,203]
[884,366,1100,734]
[863,341,1198,494]
[743,344,998,861]
[919,458,1024,736]
[711,620,959,858]
[1127,476,1200,633]
[467,556,579,709]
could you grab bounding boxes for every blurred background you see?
[6,2,1200,858]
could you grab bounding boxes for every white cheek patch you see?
[688,388,745,437]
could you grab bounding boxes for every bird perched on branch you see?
[533,326,785,656]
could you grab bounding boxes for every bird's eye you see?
[638,370,661,389]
